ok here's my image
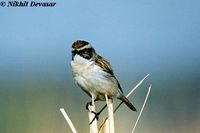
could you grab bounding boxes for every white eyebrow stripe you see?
[78,44,92,51]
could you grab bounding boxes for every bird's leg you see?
[105,94,115,133]
[87,94,98,131]
[86,99,98,111]
[86,96,100,125]
[86,99,102,125]
[86,101,92,111]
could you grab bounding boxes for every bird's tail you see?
[117,94,137,111]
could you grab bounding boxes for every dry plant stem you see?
[60,108,77,133]
[98,119,109,133]
[131,84,152,133]
[99,74,150,130]
[88,94,98,133]
[114,74,150,113]
[105,94,115,133]
[126,73,150,97]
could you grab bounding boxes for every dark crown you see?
[72,40,95,60]
[72,40,90,50]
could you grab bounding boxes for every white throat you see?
[72,54,92,64]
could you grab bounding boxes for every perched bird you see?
[71,40,136,112]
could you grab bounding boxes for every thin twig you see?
[131,84,152,133]
[60,108,77,133]
[114,73,150,113]
[99,74,150,131]
[126,73,150,97]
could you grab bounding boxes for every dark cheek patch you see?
[79,48,93,59]
[81,51,92,59]
[71,49,93,60]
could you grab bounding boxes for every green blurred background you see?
[0,0,200,133]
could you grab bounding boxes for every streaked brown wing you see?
[94,55,114,76]
[94,54,124,94]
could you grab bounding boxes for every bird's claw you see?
[86,101,92,111]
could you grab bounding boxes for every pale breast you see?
[71,55,118,99]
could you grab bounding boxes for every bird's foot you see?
[86,101,92,111]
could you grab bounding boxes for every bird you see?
[70,40,136,114]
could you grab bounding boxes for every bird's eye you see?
[80,49,92,59]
